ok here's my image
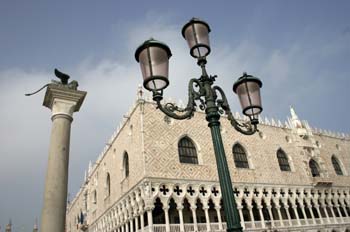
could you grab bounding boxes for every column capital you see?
[43,84,87,117]
[177,206,184,211]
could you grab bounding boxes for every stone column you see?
[163,206,170,232]
[292,205,301,225]
[267,205,274,227]
[190,206,198,232]
[275,205,284,226]
[328,202,336,222]
[126,220,129,232]
[177,206,185,232]
[284,205,292,226]
[147,209,153,232]
[130,218,134,232]
[247,204,255,228]
[321,203,330,223]
[140,212,145,232]
[342,206,349,217]
[215,206,223,231]
[40,84,86,232]
[135,215,139,232]
[314,204,323,224]
[236,206,244,230]
[300,205,308,225]
[203,206,210,231]
[335,205,343,223]
[307,204,316,224]
[257,205,266,228]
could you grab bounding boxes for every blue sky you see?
[0,1,350,230]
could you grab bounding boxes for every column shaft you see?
[276,207,284,226]
[342,206,349,217]
[130,218,134,232]
[216,208,223,230]
[164,209,170,232]
[126,221,129,232]
[248,206,255,228]
[178,208,185,232]
[323,205,330,223]
[301,207,308,224]
[258,207,265,228]
[315,206,323,224]
[285,206,292,226]
[336,207,343,223]
[135,216,139,232]
[141,213,145,232]
[293,207,301,225]
[41,115,72,232]
[308,205,316,224]
[204,208,210,231]
[191,208,198,232]
[267,207,274,227]
[147,210,153,232]
[237,207,244,230]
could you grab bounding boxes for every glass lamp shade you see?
[182,18,211,58]
[135,39,172,91]
[233,73,263,117]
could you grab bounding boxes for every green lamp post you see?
[135,18,263,232]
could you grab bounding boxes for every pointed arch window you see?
[178,137,198,164]
[232,143,249,168]
[331,156,343,176]
[123,152,129,178]
[277,149,291,171]
[309,159,320,177]
[106,173,111,197]
[93,190,97,204]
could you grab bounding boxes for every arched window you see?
[331,155,343,176]
[178,137,198,164]
[93,190,97,204]
[232,143,249,168]
[123,152,129,178]
[309,159,320,177]
[106,173,111,197]
[277,149,291,171]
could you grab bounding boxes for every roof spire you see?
[33,218,38,232]
[5,219,12,232]
[289,105,303,128]
[290,105,299,120]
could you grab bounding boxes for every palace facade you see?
[66,89,350,232]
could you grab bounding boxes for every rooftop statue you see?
[25,68,79,96]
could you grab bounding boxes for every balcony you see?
[138,217,350,232]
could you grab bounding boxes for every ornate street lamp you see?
[135,18,263,232]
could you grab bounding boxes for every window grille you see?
[309,159,320,177]
[277,149,291,171]
[178,137,198,164]
[331,156,343,176]
[123,152,129,177]
[232,143,249,168]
